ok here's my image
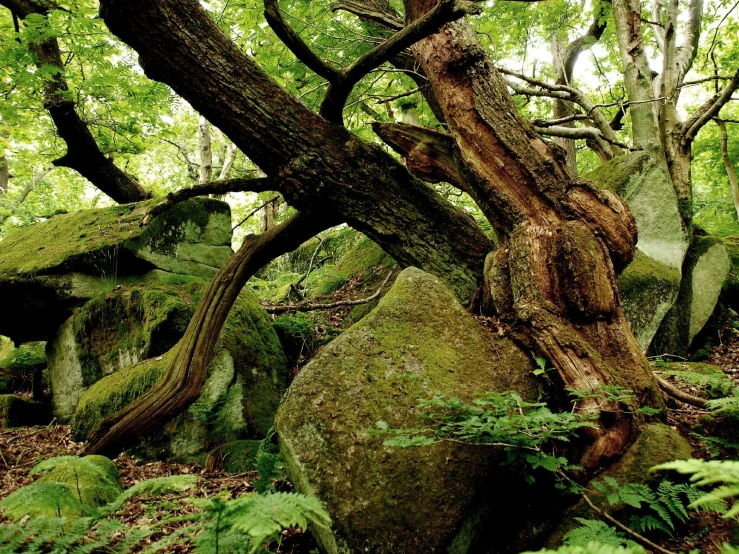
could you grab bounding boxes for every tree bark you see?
[98,0,493,301]
[716,119,739,221]
[83,210,339,456]
[404,0,663,468]
[0,152,8,195]
[198,115,213,184]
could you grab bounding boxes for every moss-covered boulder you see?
[589,153,689,271]
[0,341,46,394]
[0,198,232,343]
[651,235,732,356]
[0,394,52,427]
[70,287,289,460]
[618,251,682,350]
[304,234,394,297]
[0,455,122,521]
[276,267,540,554]
[546,424,693,545]
[48,284,198,419]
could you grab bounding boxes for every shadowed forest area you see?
[1,0,739,552]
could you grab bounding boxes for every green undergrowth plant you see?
[562,518,643,550]
[371,391,597,486]
[0,454,329,553]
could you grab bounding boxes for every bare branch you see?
[263,266,396,313]
[330,1,403,30]
[650,0,665,52]
[654,374,708,408]
[143,177,278,225]
[674,0,703,85]
[232,195,280,231]
[320,0,479,123]
[532,114,590,127]
[263,0,341,82]
[682,68,739,147]
[533,125,631,151]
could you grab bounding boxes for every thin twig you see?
[232,196,280,231]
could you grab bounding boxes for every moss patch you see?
[71,287,288,459]
[652,361,734,399]
[619,250,681,350]
[0,394,52,428]
[276,267,539,554]
[0,455,122,522]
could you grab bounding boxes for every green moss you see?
[71,349,170,439]
[276,267,539,554]
[209,439,262,473]
[722,235,739,310]
[305,235,394,298]
[0,394,52,428]
[586,153,650,197]
[70,284,197,386]
[349,300,378,323]
[618,251,681,350]
[71,287,288,456]
[652,361,734,399]
[0,341,46,373]
[0,202,145,279]
[0,455,122,522]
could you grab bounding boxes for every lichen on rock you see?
[276,267,540,554]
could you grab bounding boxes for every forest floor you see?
[1,277,738,552]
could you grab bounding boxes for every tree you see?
[2,0,733,471]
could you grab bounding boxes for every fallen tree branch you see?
[654,373,709,408]
[263,266,396,314]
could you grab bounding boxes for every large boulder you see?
[650,235,732,356]
[68,285,289,460]
[0,394,52,428]
[48,283,198,419]
[589,153,689,350]
[0,341,46,395]
[276,267,540,554]
[0,198,232,343]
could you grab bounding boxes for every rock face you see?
[723,235,739,310]
[48,284,196,419]
[0,394,52,427]
[276,267,539,554]
[617,251,682,350]
[650,235,732,356]
[589,154,689,350]
[0,198,232,343]
[67,284,289,460]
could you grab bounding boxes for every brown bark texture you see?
[86,0,664,467]
[404,0,662,468]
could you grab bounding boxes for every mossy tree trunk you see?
[402,0,662,468]
[86,0,664,466]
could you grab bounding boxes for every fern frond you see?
[102,474,199,515]
[563,519,635,548]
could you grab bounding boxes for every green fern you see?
[591,477,721,537]
[524,541,645,554]
[563,518,641,549]
[193,491,331,554]
[102,474,199,515]
[653,458,739,518]
[253,429,285,494]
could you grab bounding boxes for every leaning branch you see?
[263,266,395,314]
[533,125,631,151]
[682,68,739,147]
[143,177,278,225]
[715,118,739,222]
[83,210,341,457]
[330,1,403,30]
[653,374,708,408]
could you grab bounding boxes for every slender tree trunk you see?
[405,0,663,468]
[198,115,213,184]
[717,119,739,221]
[218,143,237,181]
[83,210,339,455]
[0,152,8,195]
